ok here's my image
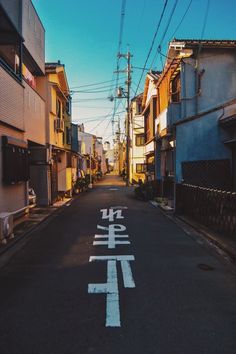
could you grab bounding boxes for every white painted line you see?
[100,208,124,222]
[89,255,135,262]
[110,206,128,210]
[93,240,130,248]
[109,188,118,191]
[88,260,120,327]
[121,260,135,288]
[106,292,120,327]
[97,224,127,232]
[88,258,135,327]
[106,260,120,327]
[94,224,129,248]
[94,234,129,239]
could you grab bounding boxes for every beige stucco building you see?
[129,94,146,184]
[0,0,45,213]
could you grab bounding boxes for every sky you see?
[32,0,236,143]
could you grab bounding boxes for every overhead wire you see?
[134,0,169,96]
[169,0,193,40]
[70,77,125,89]
[150,0,179,69]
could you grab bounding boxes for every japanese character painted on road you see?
[93,224,130,249]
[88,255,135,327]
[100,208,124,222]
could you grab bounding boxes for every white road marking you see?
[110,206,128,210]
[100,208,124,222]
[97,224,127,232]
[89,255,135,262]
[88,256,135,327]
[93,240,130,248]
[109,188,118,191]
[94,224,130,249]
[121,260,135,288]
[94,234,129,238]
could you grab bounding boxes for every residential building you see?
[104,141,115,172]
[129,93,145,183]
[142,71,160,181]
[95,137,107,175]
[0,0,45,212]
[165,39,236,193]
[77,125,97,177]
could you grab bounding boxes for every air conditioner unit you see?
[0,213,14,244]
[55,118,64,132]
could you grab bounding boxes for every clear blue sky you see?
[32,0,236,142]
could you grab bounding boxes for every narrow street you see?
[0,175,236,354]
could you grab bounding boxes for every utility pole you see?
[116,51,132,186]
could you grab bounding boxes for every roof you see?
[170,39,236,49]
[45,62,65,73]
[147,70,161,81]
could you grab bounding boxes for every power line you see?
[150,0,179,68]
[72,97,109,102]
[70,77,125,89]
[134,0,169,96]
[73,110,126,122]
[169,0,193,40]
[195,0,210,62]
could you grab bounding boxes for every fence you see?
[176,184,236,237]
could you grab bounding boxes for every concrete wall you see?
[22,0,45,74]
[146,81,157,104]
[181,49,236,120]
[0,0,21,33]
[175,109,232,182]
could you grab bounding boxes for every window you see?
[171,73,181,102]
[136,163,146,173]
[56,99,62,118]
[135,134,145,146]
[2,137,30,184]
[136,102,142,115]
[66,127,71,145]
[66,97,72,115]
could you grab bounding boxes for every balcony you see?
[0,65,24,130]
[23,80,45,145]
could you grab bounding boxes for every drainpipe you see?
[195,58,198,115]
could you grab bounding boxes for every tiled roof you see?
[172,39,236,48]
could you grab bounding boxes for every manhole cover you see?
[198,263,215,271]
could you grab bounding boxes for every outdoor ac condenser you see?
[0,213,14,244]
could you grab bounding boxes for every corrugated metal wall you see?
[0,67,24,131]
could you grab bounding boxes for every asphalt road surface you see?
[0,175,236,354]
